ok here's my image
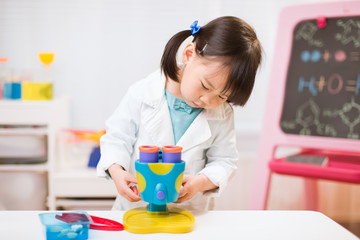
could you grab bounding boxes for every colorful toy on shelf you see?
[123,145,195,234]
[3,81,21,99]
[39,52,55,71]
[0,57,22,100]
[22,52,55,100]
[65,129,105,145]
[22,81,52,100]
[63,129,105,168]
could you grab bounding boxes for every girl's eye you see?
[218,95,226,100]
[201,81,209,90]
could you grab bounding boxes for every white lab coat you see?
[97,69,238,213]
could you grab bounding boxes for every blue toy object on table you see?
[39,211,92,240]
[123,145,195,234]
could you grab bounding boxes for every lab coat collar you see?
[142,69,228,151]
[141,70,166,108]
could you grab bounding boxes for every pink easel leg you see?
[304,178,319,211]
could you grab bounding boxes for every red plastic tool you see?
[89,215,124,231]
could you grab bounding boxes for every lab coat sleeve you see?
[97,85,141,178]
[198,105,238,197]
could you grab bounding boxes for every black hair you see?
[161,16,263,106]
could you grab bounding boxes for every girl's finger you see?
[182,176,190,185]
[123,186,141,201]
[125,173,138,184]
[175,192,187,203]
[178,188,186,198]
[130,186,138,195]
[132,186,140,196]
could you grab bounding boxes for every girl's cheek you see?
[185,86,198,98]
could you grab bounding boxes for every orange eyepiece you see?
[161,145,183,153]
[139,145,160,153]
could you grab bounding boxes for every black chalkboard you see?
[280,16,360,140]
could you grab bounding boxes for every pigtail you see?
[161,30,192,82]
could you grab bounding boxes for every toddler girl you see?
[97,16,262,212]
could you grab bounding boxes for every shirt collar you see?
[165,89,202,114]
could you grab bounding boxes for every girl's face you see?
[179,43,230,109]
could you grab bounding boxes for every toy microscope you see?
[123,145,195,234]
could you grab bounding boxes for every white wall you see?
[0,0,337,132]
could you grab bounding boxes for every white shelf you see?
[0,97,116,210]
[0,97,70,210]
[0,163,48,172]
[54,168,117,198]
[55,167,99,177]
[55,198,114,210]
[0,127,48,135]
[0,98,70,125]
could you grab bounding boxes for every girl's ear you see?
[182,43,196,64]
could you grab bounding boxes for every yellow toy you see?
[22,52,55,100]
[123,145,195,234]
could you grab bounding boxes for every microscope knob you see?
[156,191,165,200]
[155,183,167,201]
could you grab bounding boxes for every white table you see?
[0,210,358,239]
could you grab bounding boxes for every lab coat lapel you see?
[142,95,175,146]
[177,110,211,152]
[140,70,174,146]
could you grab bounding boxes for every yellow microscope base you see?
[123,206,195,234]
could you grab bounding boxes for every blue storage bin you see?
[3,82,21,99]
[39,211,92,240]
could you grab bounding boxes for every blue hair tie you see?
[190,20,201,36]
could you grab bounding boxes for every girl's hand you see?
[108,164,141,202]
[175,174,217,203]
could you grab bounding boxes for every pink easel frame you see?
[250,1,360,210]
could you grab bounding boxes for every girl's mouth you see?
[192,102,202,108]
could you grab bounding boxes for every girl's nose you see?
[200,94,212,106]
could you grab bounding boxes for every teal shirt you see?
[165,89,203,144]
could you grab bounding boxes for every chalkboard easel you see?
[250,1,360,210]
[281,16,360,140]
